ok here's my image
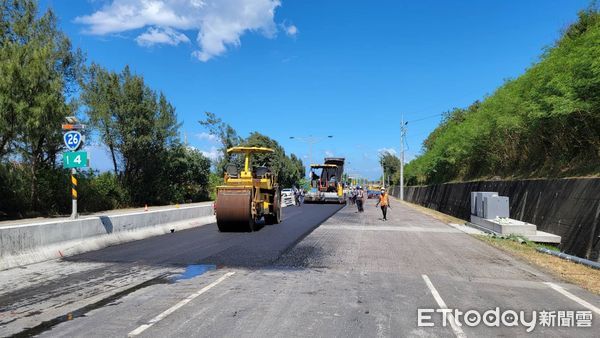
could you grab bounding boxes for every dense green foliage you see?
[163,144,211,203]
[0,0,84,216]
[80,64,212,205]
[0,1,305,218]
[243,132,305,188]
[379,151,401,186]
[405,5,600,185]
[199,112,306,190]
[208,172,223,201]
[0,0,211,218]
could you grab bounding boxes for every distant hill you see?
[406,5,600,185]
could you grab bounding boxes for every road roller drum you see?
[214,147,282,232]
[216,188,255,232]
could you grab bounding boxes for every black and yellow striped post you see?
[70,168,78,219]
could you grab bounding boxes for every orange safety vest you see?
[379,193,389,206]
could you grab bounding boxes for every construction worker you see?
[356,186,365,212]
[375,188,390,220]
[310,171,319,188]
[294,188,301,206]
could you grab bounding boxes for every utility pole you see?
[400,115,407,201]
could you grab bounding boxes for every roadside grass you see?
[397,199,600,295]
[477,235,600,295]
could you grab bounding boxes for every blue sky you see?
[41,0,591,179]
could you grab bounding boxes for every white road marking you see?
[128,271,235,337]
[544,282,600,315]
[321,225,460,233]
[422,274,467,338]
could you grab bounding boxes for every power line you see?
[406,113,444,124]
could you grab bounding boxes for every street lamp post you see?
[289,135,333,177]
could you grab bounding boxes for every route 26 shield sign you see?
[63,131,83,151]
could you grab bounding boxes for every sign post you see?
[62,119,87,219]
[71,168,77,219]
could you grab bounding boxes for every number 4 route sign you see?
[63,151,88,169]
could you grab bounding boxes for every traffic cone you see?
[144,204,148,212]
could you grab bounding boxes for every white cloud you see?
[284,23,297,37]
[75,0,285,61]
[324,150,334,157]
[196,132,219,143]
[135,26,190,46]
[199,146,221,160]
[378,148,397,155]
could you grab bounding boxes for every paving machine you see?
[215,147,282,232]
[305,157,346,204]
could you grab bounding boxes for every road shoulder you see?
[396,198,600,295]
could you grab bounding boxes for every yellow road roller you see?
[215,147,282,232]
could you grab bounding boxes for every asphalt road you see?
[2,199,599,337]
[66,203,342,267]
[0,203,342,337]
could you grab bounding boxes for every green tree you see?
[80,65,182,205]
[406,4,600,184]
[243,132,305,188]
[208,172,223,200]
[164,145,211,202]
[378,151,401,186]
[79,171,127,212]
[199,111,241,174]
[79,63,122,174]
[0,0,83,209]
[199,114,304,188]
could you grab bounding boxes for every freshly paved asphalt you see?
[66,203,342,267]
[1,199,599,337]
[0,203,342,337]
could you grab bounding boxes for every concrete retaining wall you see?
[0,205,214,269]
[389,178,600,261]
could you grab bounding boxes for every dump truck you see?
[214,147,282,232]
[367,184,382,199]
[305,157,346,204]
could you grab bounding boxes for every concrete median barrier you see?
[0,205,215,270]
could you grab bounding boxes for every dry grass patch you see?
[476,235,600,295]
